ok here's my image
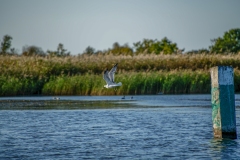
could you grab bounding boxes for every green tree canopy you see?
[133,37,179,54]
[0,35,12,55]
[108,42,133,55]
[22,45,45,56]
[209,28,240,53]
[83,46,96,55]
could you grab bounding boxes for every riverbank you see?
[0,99,134,110]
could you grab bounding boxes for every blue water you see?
[1,95,240,159]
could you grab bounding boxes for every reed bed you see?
[1,54,240,96]
[38,71,211,95]
[1,53,240,77]
[43,70,240,95]
[0,70,223,96]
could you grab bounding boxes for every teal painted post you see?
[210,66,237,139]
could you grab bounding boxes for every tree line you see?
[1,28,240,56]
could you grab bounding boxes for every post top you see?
[210,66,234,86]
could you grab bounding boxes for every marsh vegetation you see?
[1,53,240,96]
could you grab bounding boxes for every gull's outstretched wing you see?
[108,63,118,83]
[103,69,114,85]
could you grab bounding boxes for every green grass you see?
[0,76,46,96]
[2,70,240,96]
[40,71,212,95]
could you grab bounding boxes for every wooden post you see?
[210,66,237,139]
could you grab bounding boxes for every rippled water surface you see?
[1,95,240,159]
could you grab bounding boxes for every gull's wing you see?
[103,69,114,85]
[108,63,118,83]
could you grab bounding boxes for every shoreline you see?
[0,99,137,110]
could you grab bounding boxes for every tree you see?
[160,37,178,54]
[10,48,18,55]
[57,43,70,56]
[83,46,95,55]
[22,45,45,56]
[133,39,154,53]
[47,43,70,57]
[0,35,12,55]
[108,42,133,55]
[209,28,240,53]
[47,50,58,57]
[133,37,179,55]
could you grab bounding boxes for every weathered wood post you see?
[210,66,237,139]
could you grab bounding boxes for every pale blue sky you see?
[1,0,240,54]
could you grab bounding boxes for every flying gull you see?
[103,63,122,89]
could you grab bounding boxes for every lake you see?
[0,94,240,159]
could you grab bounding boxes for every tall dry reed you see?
[1,53,240,77]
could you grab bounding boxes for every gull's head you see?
[104,84,108,88]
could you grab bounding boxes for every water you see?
[1,95,240,159]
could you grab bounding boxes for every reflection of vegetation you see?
[0,100,137,110]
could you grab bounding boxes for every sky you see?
[1,0,240,54]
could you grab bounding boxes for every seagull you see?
[103,63,122,89]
